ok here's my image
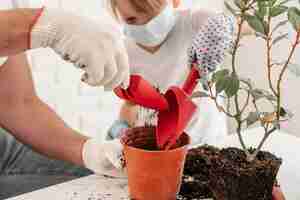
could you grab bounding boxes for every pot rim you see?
[121,131,190,153]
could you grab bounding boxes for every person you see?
[106,0,231,146]
[0,1,128,198]
[0,7,129,89]
[103,1,286,199]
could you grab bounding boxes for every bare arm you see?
[0,54,88,166]
[0,9,39,56]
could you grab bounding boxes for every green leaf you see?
[270,0,278,6]
[225,1,238,16]
[278,0,292,5]
[255,10,264,20]
[272,33,288,46]
[215,72,240,96]
[272,20,289,33]
[239,77,253,86]
[244,14,266,34]
[234,0,244,9]
[251,89,265,100]
[191,91,210,98]
[246,112,260,127]
[255,32,268,40]
[212,69,230,83]
[270,6,288,17]
[266,94,277,102]
[257,1,267,19]
[225,75,240,98]
[288,7,300,31]
[272,121,281,129]
[279,107,294,118]
[287,110,294,119]
[216,77,229,94]
[250,89,276,101]
[288,63,300,77]
[279,107,287,117]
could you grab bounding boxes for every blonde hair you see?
[108,0,164,19]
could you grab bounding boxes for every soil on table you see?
[178,146,282,200]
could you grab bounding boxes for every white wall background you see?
[10,0,300,138]
[182,0,224,11]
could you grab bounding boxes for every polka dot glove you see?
[188,14,236,82]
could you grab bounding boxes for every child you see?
[106,0,234,146]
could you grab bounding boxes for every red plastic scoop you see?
[156,65,200,149]
[114,75,168,111]
[113,66,200,149]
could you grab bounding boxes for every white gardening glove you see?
[0,57,8,66]
[82,137,127,178]
[30,8,129,90]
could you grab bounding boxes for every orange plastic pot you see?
[272,186,286,200]
[121,127,190,200]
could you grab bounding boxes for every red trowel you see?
[113,66,200,150]
[155,14,237,149]
[156,65,200,149]
[114,75,168,111]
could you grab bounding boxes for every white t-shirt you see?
[0,57,7,66]
[125,9,227,146]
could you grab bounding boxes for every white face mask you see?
[124,4,176,46]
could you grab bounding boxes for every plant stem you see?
[232,16,243,76]
[249,127,277,161]
[208,84,235,118]
[240,82,251,113]
[276,32,300,120]
[246,6,299,161]
[232,14,244,119]
[259,127,277,153]
[266,15,278,97]
[236,118,250,154]
[232,14,248,153]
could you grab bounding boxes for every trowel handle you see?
[182,64,200,96]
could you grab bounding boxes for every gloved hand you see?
[188,14,236,75]
[30,8,129,90]
[0,57,7,66]
[82,137,126,178]
[106,120,130,141]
